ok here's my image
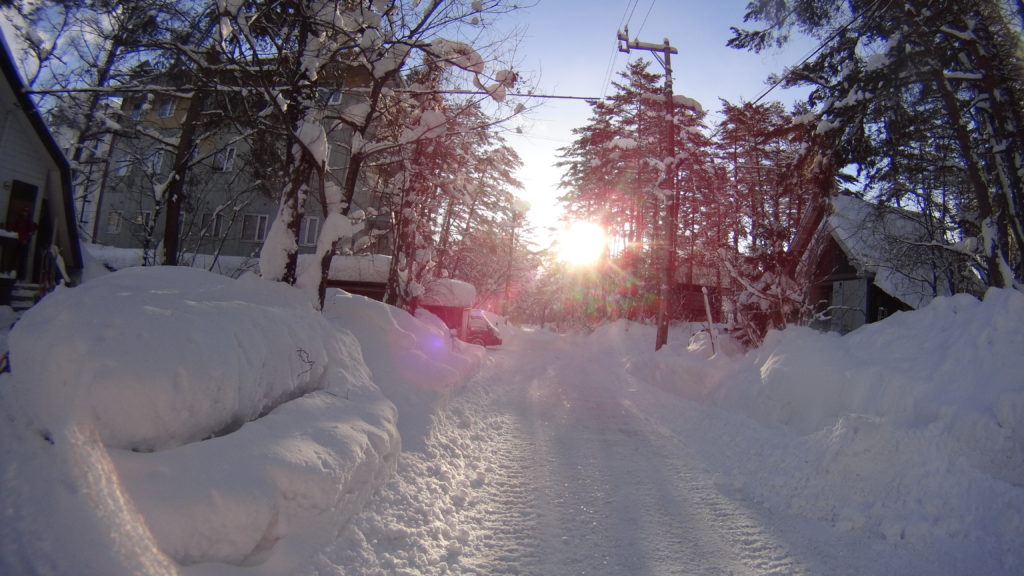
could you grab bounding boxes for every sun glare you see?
[556,221,606,266]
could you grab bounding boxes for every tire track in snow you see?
[610,386,808,576]
[442,382,545,574]
[307,328,808,575]
[469,329,809,575]
[304,363,546,576]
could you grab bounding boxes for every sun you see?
[556,221,607,266]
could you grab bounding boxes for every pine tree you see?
[731,0,1024,290]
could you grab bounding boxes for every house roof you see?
[421,278,476,308]
[802,193,959,309]
[0,31,84,271]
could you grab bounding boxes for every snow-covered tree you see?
[558,59,665,296]
[713,100,815,345]
[206,0,526,308]
[558,59,716,324]
[10,0,528,308]
[3,0,193,242]
[730,0,1024,290]
[380,89,524,311]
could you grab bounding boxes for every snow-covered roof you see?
[299,253,391,283]
[824,194,957,309]
[419,278,476,307]
[83,244,391,284]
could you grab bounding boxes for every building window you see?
[327,90,342,105]
[213,146,236,172]
[106,210,123,234]
[241,213,267,242]
[155,97,176,117]
[130,99,146,120]
[300,216,320,246]
[144,150,164,174]
[134,210,153,230]
[157,97,176,118]
[112,151,131,176]
[202,212,226,238]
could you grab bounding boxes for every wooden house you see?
[0,32,83,307]
[794,193,976,333]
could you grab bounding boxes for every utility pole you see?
[617,26,678,351]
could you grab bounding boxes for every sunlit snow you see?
[0,263,1021,575]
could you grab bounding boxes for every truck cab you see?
[419,303,502,348]
[465,309,502,347]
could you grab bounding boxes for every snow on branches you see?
[428,38,517,103]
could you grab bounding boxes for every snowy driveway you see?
[303,325,994,576]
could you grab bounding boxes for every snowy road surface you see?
[303,325,982,575]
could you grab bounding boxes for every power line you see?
[622,0,641,30]
[395,88,604,102]
[601,0,640,100]
[747,0,889,106]
[505,92,602,101]
[634,0,658,38]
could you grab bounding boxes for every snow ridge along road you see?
[305,325,982,576]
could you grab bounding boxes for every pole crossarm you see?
[616,26,678,57]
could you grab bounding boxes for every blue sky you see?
[495,0,815,245]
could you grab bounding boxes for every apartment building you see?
[91,67,393,265]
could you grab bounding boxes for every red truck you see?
[420,304,502,347]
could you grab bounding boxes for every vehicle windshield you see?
[469,310,498,333]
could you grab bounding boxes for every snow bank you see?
[83,242,256,280]
[10,267,361,450]
[703,288,1024,556]
[0,267,401,574]
[530,293,1023,568]
[330,253,391,282]
[717,288,1024,484]
[324,290,483,451]
[83,243,388,286]
[584,320,745,402]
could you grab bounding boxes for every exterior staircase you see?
[9,282,39,311]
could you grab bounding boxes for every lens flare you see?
[556,221,606,266]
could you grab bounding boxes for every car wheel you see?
[470,338,486,347]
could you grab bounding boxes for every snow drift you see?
[716,288,1024,486]
[616,288,1023,563]
[0,266,478,575]
[324,289,483,451]
[1,263,1020,574]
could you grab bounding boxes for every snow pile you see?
[324,290,483,451]
[1,263,1020,574]
[83,244,389,285]
[319,253,391,283]
[705,288,1024,557]
[582,320,744,402]
[83,241,146,271]
[83,242,256,280]
[717,288,1024,479]
[572,291,1023,566]
[0,266,479,575]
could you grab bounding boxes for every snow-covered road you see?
[304,325,996,575]
[4,269,1018,575]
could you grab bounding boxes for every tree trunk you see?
[161,90,203,266]
[932,69,1007,288]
